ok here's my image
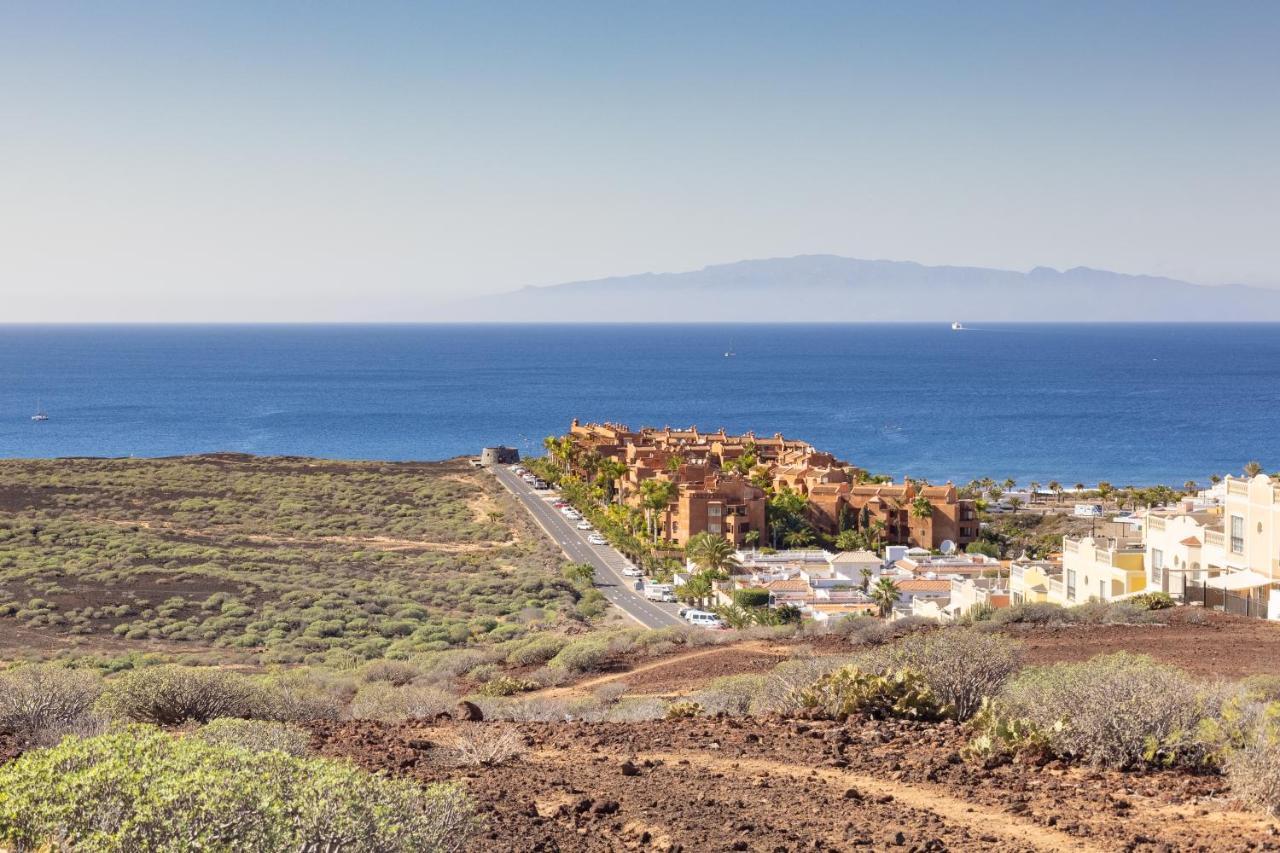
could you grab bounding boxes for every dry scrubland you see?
[0,454,588,668]
[8,456,1280,849]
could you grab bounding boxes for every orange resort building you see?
[560,420,977,549]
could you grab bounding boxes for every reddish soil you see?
[1012,611,1280,679]
[306,716,1280,852]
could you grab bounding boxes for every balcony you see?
[1048,579,1066,601]
[1205,529,1225,548]
[1148,516,1167,532]
[1228,479,1250,497]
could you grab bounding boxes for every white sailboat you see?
[724,340,736,357]
[951,321,965,331]
[31,400,48,422]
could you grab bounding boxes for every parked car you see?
[683,610,724,629]
[533,479,549,490]
[587,534,607,545]
[622,566,643,577]
[553,500,568,508]
[575,521,592,531]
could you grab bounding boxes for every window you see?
[1151,549,1163,585]
[1066,569,1076,600]
[707,522,721,534]
[1099,580,1106,600]
[1231,516,1245,554]
[708,505,722,517]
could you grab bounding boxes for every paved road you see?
[492,466,685,629]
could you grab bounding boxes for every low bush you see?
[547,637,611,673]
[985,653,1223,768]
[1129,591,1176,611]
[664,701,704,719]
[360,659,421,686]
[348,683,454,722]
[1226,705,1280,817]
[448,723,526,767]
[0,725,477,851]
[693,674,765,716]
[797,666,946,722]
[477,675,537,697]
[857,628,1023,720]
[751,655,855,715]
[833,615,892,646]
[990,603,1073,626]
[103,665,262,725]
[252,669,347,722]
[194,718,310,756]
[0,664,106,747]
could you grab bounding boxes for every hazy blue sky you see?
[3,1,1278,320]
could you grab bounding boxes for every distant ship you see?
[31,400,48,422]
[951,321,965,331]
[724,341,736,357]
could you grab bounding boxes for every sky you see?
[2,1,1278,321]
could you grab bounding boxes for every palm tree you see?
[1074,482,1085,496]
[1184,480,1198,494]
[640,479,677,544]
[1097,481,1114,503]
[1210,474,1222,485]
[743,529,760,549]
[686,532,741,574]
[1048,481,1062,503]
[783,528,815,549]
[1029,482,1041,504]
[859,566,873,593]
[1245,461,1264,478]
[676,573,713,608]
[1002,478,1016,492]
[598,459,628,505]
[870,577,900,618]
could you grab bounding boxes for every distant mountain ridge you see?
[446,255,1280,322]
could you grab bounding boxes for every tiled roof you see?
[1180,536,1203,547]
[763,579,811,592]
[895,579,952,592]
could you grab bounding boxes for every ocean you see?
[0,323,1275,486]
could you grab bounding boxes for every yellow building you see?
[1008,560,1059,605]
[1060,536,1146,604]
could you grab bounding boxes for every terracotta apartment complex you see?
[562,420,978,549]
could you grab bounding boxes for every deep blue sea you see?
[0,324,1276,485]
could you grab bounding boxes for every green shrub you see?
[1129,591,1176,611]
[359,659,421,686]
[797,666,946,721]
[194,718,310,757]
[990,602,1073,626]
[751,655,855,715]
[505,634,569,667]
[252,670,347,722]
[103,665,262,725]
[548,637,611,673]
[732,588,770,609]
[986,653,1223,768]
[664,700,704,719]
[477,675,537,697]
[856,628,1023,720]
[0,664,106,747]
[1225,703,1280,816]
[348,683,454,722]
[0,725,477,851]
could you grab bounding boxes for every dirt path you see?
[536,748,1102,853]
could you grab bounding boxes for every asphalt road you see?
[492,466,685,629]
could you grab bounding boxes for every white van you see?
[683,610,724,629]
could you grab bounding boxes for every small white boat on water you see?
[951,321,965,331]
[31,400,49,422]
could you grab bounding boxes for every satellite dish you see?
[940,539,956,555]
